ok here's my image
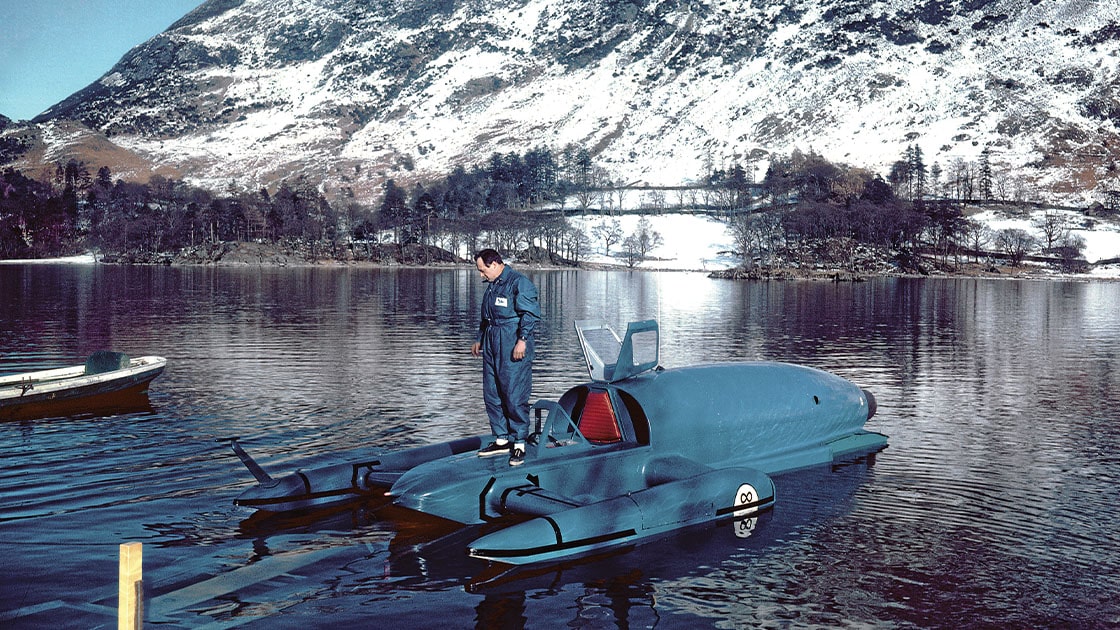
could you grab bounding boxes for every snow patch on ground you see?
[972,209,1120,278]
[570,214,738,271]
[0,254,96,265]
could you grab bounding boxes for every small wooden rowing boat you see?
[0,351,167,420]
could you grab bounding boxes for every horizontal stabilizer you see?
[827,430,888,459]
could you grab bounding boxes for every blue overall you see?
[477,266,540,443]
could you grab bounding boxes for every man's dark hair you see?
[475,248,503,266]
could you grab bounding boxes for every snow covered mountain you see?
[5,0,1120,205]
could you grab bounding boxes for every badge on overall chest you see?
[495,297,509,307]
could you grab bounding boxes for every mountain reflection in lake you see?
[1,265,1118,628]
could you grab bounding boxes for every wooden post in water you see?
[118,542,143,630]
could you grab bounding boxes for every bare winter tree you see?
[948,158,975,201]
[632,216,664,259]
[562,225,592,263]
[574,165,610,211]
[621,234,641,268]
[592,218,624,256]
[643,189,666,213]
[729,211,786,268]
[1032,210,1073,252]
[674,187,694,210]
[1053,233,1088,273]
[960,218,992,263]
[612,183,630,216]
[995,227,1038,266]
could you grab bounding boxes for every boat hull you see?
[0,356,166,421]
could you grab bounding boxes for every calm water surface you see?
[1,265,1118,628]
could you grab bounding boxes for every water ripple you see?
[1,269,1118,628]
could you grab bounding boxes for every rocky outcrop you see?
[166,241,464,266]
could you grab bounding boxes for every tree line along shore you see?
[3,144,1117,276]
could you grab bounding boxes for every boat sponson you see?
[234,461,382,511]
[469,466,775,564]
[233,435,488,512]
[499,484,587,517]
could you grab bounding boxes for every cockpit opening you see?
[577,391,622,444]
[561,386,651,447]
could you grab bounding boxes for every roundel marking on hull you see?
[732,483,758,518]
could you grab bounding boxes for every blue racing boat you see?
[232,320,887,565]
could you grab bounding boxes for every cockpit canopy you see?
[574,319,659,383]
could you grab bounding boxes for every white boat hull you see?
[0,355,166,420]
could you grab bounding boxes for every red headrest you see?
[580,391,622,444]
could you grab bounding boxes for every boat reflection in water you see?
[232,320,887,571]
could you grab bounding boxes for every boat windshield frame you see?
[574,319,659,383]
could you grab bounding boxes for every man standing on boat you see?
[471,248,540,467]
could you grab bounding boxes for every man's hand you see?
[512,339,527,361]
[471,341,482,357]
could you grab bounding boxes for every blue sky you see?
[0,1,203,121]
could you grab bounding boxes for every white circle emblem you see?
[732,483,759,518]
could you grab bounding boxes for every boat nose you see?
[862,388,877,420]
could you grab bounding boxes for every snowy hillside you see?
[3,0,1118,207]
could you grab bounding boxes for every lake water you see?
[1,264,1118,628]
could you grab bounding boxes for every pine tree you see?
[908,145,926,202]
[379,179,408,243]
[979,150,993,201]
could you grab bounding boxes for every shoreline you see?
[3,254,1118,282]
